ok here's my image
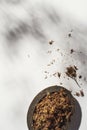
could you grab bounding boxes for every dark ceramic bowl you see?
[27,85,82,130]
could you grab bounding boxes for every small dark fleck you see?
[79,75,82,79]
[49,40,54,45]
[75,92,80,97]
[80,90,84,97]
[53,73,57,77]
[44,71,48,73]
[57,72,61,78]
[68,33,72,37]
[60,83,62,85]
[70,49,74,54]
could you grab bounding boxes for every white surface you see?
[0,0,87,130]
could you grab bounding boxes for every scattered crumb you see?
[75,92,80,97]
[74,90,84,97]
[47,59,56,67]
[80,90,84,97]
[53,73,57,77]
[68,33,72,37]
[79,75,82,79]
[53,72,61,78]
[44,71,49,74]
[70,49,74,54]
[60,83,62,85]
[57,72,61,78]
[49,40,54,45]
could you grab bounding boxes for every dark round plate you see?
[27,85,82,130]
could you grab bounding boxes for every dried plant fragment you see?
[65,66,81,88]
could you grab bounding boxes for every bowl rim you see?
[27,85,75,130]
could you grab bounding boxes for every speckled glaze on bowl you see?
[27,85,82,130]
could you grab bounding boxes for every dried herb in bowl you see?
[27,86,76,130]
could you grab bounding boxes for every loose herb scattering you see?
[66,66,77,78]
[33,88,75,130]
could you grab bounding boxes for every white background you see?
[0,0,87,130]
